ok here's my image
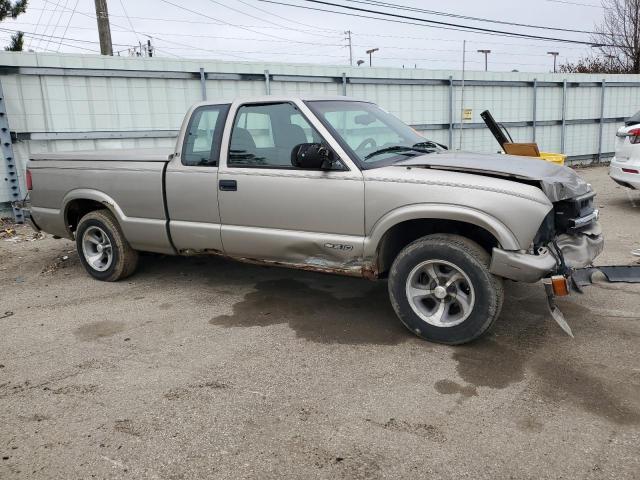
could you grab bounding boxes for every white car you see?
[610,113,640,190]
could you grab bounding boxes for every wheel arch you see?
[62,189,125,237]
[364,205,521,278]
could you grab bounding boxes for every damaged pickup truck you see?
[22,96,627,344]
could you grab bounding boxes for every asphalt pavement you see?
[0,165,639,479]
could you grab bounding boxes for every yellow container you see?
[539,152,566,166]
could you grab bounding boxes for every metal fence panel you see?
[3,51,640,207]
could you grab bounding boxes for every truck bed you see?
[30,147,173,162]
[28,148,174,254]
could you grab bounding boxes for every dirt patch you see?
[209,278,408,345]
[113,419,141,437]
[370,417,446,443]
[434,379,478,398]
[41,252,78,274]
[50,384,99,395]
[164,380,229,400]
[74,320,126,341]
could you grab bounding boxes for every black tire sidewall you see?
[389,240,497,344]
[76,217,122,281]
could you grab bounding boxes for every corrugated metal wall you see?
[3,51,640,206]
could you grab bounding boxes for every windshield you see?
[306,100,444,168]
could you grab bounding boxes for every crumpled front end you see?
[490,189,603,282]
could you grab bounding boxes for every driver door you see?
[217,101,365,272]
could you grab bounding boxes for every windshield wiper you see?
[412,141,445,151]
[364,143,440,160]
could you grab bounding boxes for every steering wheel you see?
[355,137,377,152]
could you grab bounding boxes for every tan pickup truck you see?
[23,96,611,344]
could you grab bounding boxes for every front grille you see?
[554,191,596,233]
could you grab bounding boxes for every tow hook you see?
[544,266,640,337]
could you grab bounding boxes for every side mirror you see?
[291,143,335,169]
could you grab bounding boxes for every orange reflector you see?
[551,275,570,296]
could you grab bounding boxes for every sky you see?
[0,0,607,72]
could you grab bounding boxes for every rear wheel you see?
[76,209,139,281]
[388,234,503,345]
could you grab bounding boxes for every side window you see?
[182,104,229,166]
[228,103,326,168]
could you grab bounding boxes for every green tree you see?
[1,1,28,52]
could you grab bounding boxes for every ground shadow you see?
[209,278,410,346]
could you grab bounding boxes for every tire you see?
[388,234,504,345]
[75,209,139,282]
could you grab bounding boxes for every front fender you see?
[363,203,521,262]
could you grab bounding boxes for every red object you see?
[26,168,32,190]
[628,128,640,144]
[622,168,639,174]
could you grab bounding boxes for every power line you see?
[350,30,590,51]
[340,0,602,35]
[7,22,345,47]
[234,0,339,33]
[209,0,337,38]
[43,0,69,51]
[9,20,580,60]
[157,0,340,46]
[26,0,47,49]
[29,4,342,35]
[56,0,79,52]
[294,0,602,45]
[0,29,100,52]
[545,0,604,7]
[35,0,62,50]
[118,0,141,44]
[0,26,135,48]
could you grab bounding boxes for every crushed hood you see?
[396,152,590,202]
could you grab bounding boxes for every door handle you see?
[219,179,237,191]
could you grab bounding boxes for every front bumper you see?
[490,222,604,282]
[609,156,640,189]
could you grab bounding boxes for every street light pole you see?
[547,51,559,73]
[366,48,379,66]
[477,49,491,71]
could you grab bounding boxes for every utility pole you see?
[366,48,379,67]
[547,51,559,73]
[94,0,113,56]
[345,30,353,67]
[477,49,491,71]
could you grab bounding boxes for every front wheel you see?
[76,209,139,282]
[388,234,503,345]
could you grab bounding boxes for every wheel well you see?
[375,219,499,278]
[65,199,107,234]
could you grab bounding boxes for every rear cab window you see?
[182,104,230,166]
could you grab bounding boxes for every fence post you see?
[532,78,537,143]
[561,79,567,154]
[597,78,606,163]
[341,72,347,96]
[448,75,454,149]
[199,67,207,101]
[0,78,23,223]
[264,69,270,95]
